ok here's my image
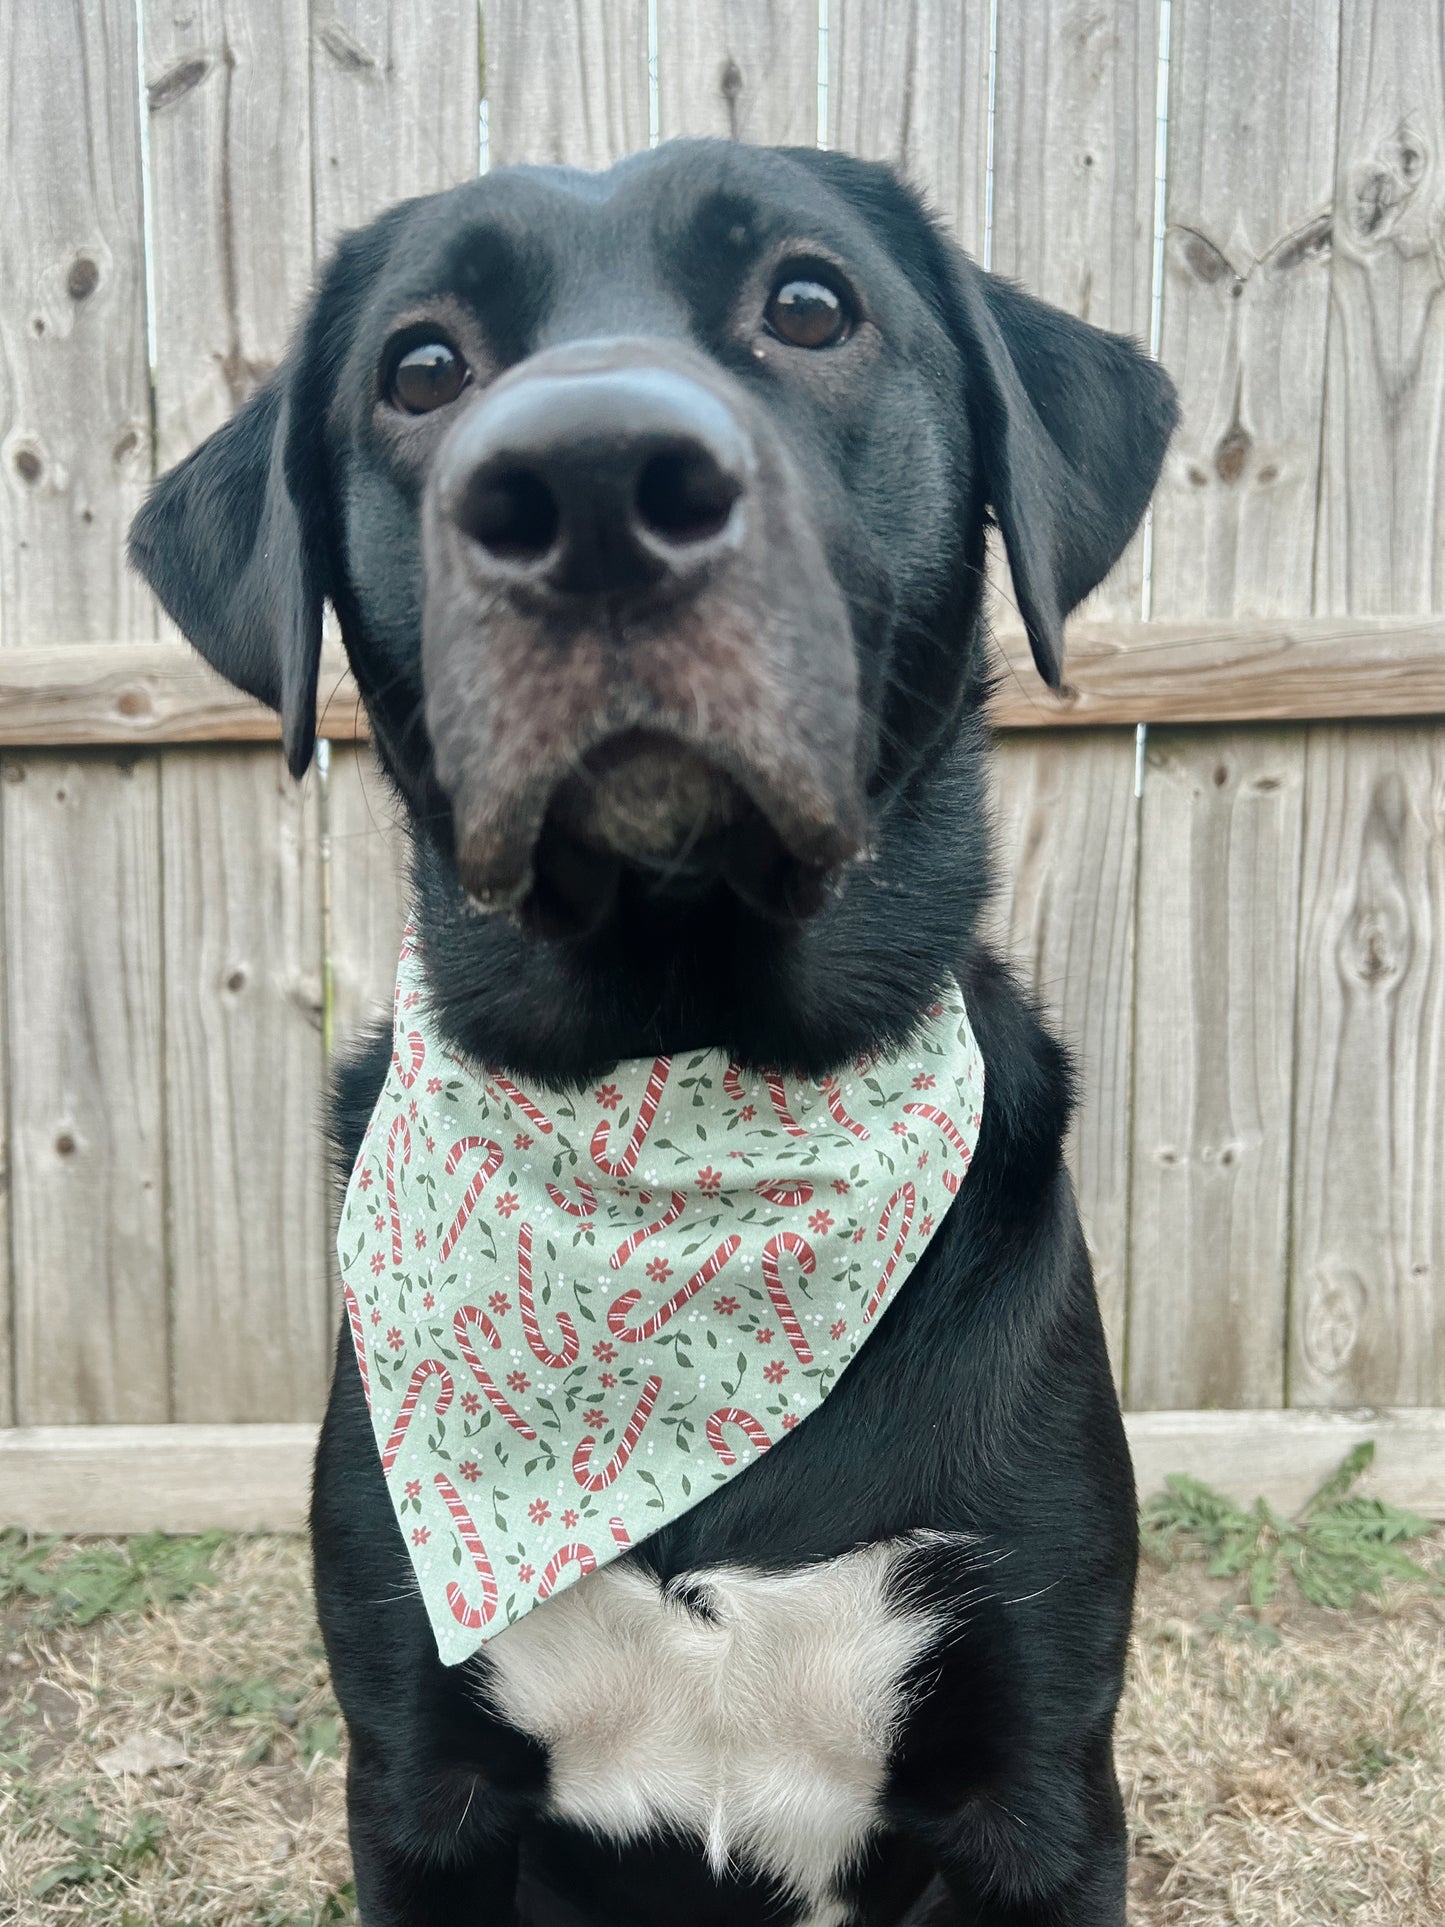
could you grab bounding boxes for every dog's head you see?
[131,142,1174,1065]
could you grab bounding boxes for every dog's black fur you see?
[131,141,1176,1926]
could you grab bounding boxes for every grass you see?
[0,1456,1441,1924]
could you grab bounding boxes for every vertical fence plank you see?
[485,1,649,168]
[992,0,1158,621]
[987,735,1139,1381]
[313,2,481,1047]
[143,0,330,1420]
[313,0,483,252]
[1125,0,1338,1410]
[1292,3,1445,1408]
[826,0,990,256]
[657,0,816,145]
[979,2,1158,1387]
[0,0,167,1423]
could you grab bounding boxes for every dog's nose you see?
[443,365,752,597]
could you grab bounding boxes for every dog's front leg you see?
[346,1736,523,1926]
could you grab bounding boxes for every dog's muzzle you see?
[419,337,866,937]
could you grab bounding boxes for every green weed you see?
[0,1530,224,1627]
[1141,1441,1440,1635]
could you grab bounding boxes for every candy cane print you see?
[755,1178,814,1209]
[438,1137,504,1263]
[537,1542,598,1599]
[341,1281,371,1408]
[572,1375,662,1490]
[864,1181,916,1324]
[705,1407,772,1466]
[723,1063,748,1105]
[433,1472,499,1630]
[381,1358,454,1474]
[488,1074,554,1135]
[517,1222,579,1369]
[820,1076,870,1141]
[764,1074,807,1137]
[545,1177,598,1220]
[590,1057,670,1177]
[606,1235,742,1343]
[609,1190,686,1270]
[608,1517,632,1549]
[902,1103,970,1156]
[453,1305,538,1441]
[761,1232,817,1365]
[385,1115,412,1266]
[392,1030,425,1089]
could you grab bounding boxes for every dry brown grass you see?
[1,1532,1441,1924]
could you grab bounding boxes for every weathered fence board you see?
[1,0,165,1425]
[486,0,649,167]
[826,0,991,255]
[657,0,817,145]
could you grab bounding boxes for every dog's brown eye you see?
[765,278,850,349]
[389,341,468,414]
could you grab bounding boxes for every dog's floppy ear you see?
[129,349,329,779]
[946,254,1178,685]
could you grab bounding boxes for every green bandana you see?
[337,931,985,1664]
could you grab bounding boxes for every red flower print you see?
[514,1131,532,1150]
[387,1327,404,1351]
[408,1099,418,1121]
[697,1165,722,1193]
[495,1191,519,1218]
[755,1327,775,1345]
[506,1370,529,1394]
[404,990,420,1010]
[645,1257,673,1284]
[461,1391,480,1415]
[370,1252,386,1276]
[518,1563,535,1584]
[528,1498,551,1525]
[458,1460,479,1482]
[425,1135,435,1154]
[374,1213,385,1232]
[852,1227,867,1245]
[595,1082,621,1110]
[490,1291,511,1315]
[414,1227,428,1250]
[412,1526,430,1546]
[427,1075,443,1094]
[830,1319,847,1340]
[891,1120,910,1138]
[358,1167,374,1191]
[405,1479,421,1500]
[600,1372,617,1389]
[832,1178,850,1195]
[912,1071,937,1091]
[739,1104,756,1121]
[919,1214,935,1238]
[422,1290,435,1311]
[782,1412,799,1430]
[584,1408,606,1427]
[562,1508,579,1529]
[593,1341,616,1361]
[807,1208,835,1235]
[763,1360,788,1385]
[370,1308,381,1326]
[917,1152,929,1169]
[713,1295,739,1316]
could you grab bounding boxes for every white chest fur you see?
[473,1539,943,1924]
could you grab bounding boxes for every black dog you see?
[131,140,1175,1927]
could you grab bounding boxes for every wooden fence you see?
[1,0,1443,1525]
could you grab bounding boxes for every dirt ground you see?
[1,1532,1441,1925]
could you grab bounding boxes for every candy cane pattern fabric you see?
[337,937,984,1663]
